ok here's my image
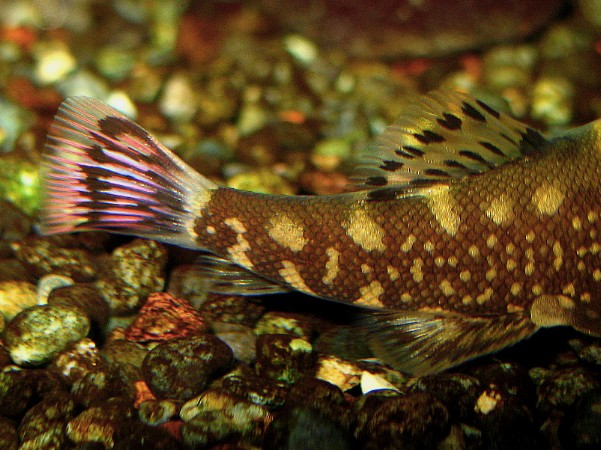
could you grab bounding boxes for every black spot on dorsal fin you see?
[437,112,462,130]
[413,130,445,144]
[380,160,405,171]
[462,101,486,122]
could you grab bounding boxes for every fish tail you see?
[40,97,217,249]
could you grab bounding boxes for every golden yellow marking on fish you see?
[506,259,517,272]
[588,211,598,223]
[558,296,576,310]
[486,234,498,249]
[506,243,515,255]
[400,234,417,253]
[468,245,480,259]
[577,247,587,258]
[578,261,586,271]
[426,185,461,236]
[224,217,253,268]
[206,226,216,235]
[592,243,601,254]
[563,283,576,296]
[510,282,522,296]
[410,258,424,283]
[322,247,340,285]
[440,280,455,297]
[462,295,473,305]
[267,214,308,252]
[387,265,400,282]
[343,208,386,252]
[356,281,385,307]
[485,194,514,225]
[424,241,435,253]
[485,268,497,282]
[581,292,591,303]
[572,216,582,231]
[507,304,524,313]
[434,256,445,267]
[448,256,459,267]
[476,288,493,305]
[459,270,471,282]
[279,260,315,294]
[525,262,535,276]
[532,182,565,215]
[532,284,543,295]
[361,264,373,274]
[594,269,601,281]
[553,241,563,271]
[400,292,412,303]
[526,231,535,243]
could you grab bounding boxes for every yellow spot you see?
[578,261,586,271]
[224,218,253,268]
[506,259,517,272]
[343,208,386,252]
[468,245,480,259]
[400,234,416,253]
[485,268,497,282]
[459,270,471,282]
[279,260,315,294]
[525,262,535,276]
[532,182,565,215]
[486,235,498,249]
[594,269,601,281]
[510,282,522,296]
[267,214,307,252]
[462,295,473,305]
[526,231,535,243]
[188,186,215,235]
[322,247,340,285]
[506,243,515,255]
[410,258,424,283]
[553,241,563,271]
[577,247,588,258]
[387,265,400,282]
[591,230,598,239]
[206,226,216,235]
[486,195,514,225]
[581,292,591,303]
[572,217,582,231]
[400,292,412,303]
[356,281,385,307]
[525,247,535,260]
[424,241,435,253]
[426,185,461,236]
[592,243,601,255]
[532,284,543,295]
[434,256,445,268]
[588,211,598,223]
[558,296,576,310]
[476,288,493,305]
[562,283,576,296]
[439,280,455,297]
[507,304,524,313]
[448,256,459,267]
[361,264,373,274]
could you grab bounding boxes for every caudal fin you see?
[41,97,217,249]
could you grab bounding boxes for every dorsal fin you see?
[352,89,547,193]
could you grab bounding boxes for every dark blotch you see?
[424,168,450,177]
[366,176,388,187]
[367,187,402,201]
[476,100,500,119]
[500,133,517,145]
[462,102,486,122]
[458,150,494,168]
[519,127,547,155]
[413,130,445,144]
[479,141,505,157]
[444,159,470,171]
[98,116,153,146]
[379,160,404,171]
[396,145,425,158]
[437,113,462,130]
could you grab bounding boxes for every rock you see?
[0,416,18,450]
[212,322,257,364]
[47,283,109,329]
[219,368,288,410]
[532,367,600,413]
[5,305,90,366]
[138,399,178,426]
[255,334,314,384]
[254,311,314,340]
[314,354,363,391]
[101,339,148,369]
[142,334,234,400]
[559,389,601,450]
[0,280,37,321]
[0,370,34,418]
[48,338,109,386]
[197,293,265,326]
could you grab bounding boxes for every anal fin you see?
[359,310,538,376]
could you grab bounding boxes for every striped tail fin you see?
[40,97,217,249]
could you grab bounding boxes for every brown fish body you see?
[41,91,601,374]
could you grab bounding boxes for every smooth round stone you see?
[4,305,90,366]
[142,334,234,401]
[0,280,37,321]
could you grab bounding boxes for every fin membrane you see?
[359,310,538,376]
[531,295,601,337]
[194,253,290,295]
[352,89,547,194]
[41,97,217,249]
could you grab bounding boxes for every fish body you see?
[41,91,601,374]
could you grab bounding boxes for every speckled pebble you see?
[11,237,97,281]
[72,365,136,408]
[48,338,109,386]
[314,354,363,391]
[569,338,601,366]
[197,293,265,326]
[138,399,178,426]
[218,368,288,410]
[212,321,257,364]
[96,238,167,314]
[159,72,198,123]
[180,388,271,448]
[532,367,600,413]
[5,304,90,366]
[47,283,109,329]
[255,334,314,384]
[142,334,234,400]
[254,311,314,339]
[0,370,34,418]
[101,338,149,369]
[0,280,37,321]
[0,416,18,450]
[559,389,601,450]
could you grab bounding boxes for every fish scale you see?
[40,90,601,375]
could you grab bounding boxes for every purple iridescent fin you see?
[41,97,216,249]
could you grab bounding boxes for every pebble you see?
[142,334,234,400]
[569,338,601,365]
[0,98,34,153]
[254,311,314,339]
[0,259,31,282]
[532,75,575,126]
[36,274,74,305]
[180,388,271,448]
[531,367,600,413]
[283,34,318,65]
[48,338,108,385]
[33,40,77,85]
[95,47,135,81]
[0,370,35,418]
[138,399,178,426]
[198,293,265,326]
[159,72,197,123]
[4,304,90,366]
[0,280,37,321]
[124,292,206,343]
[218,368,288,410]
[106,90,138,119]
[95,238,167,314]
[0,416,18,450]
[559,389,601,450]
[0,157,40,216]
[314,354,363,391]
[101,338,149,369]
[47,283,110,329]
[56,69,110,99]
[255,334,314,384]
[0,200,32,243]
[71,366,135,408]
[212,321,257,364]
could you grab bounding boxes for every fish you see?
[40,90,601,375]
